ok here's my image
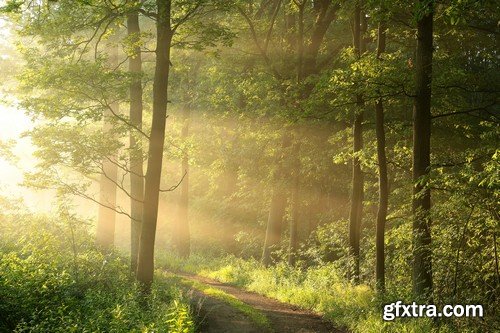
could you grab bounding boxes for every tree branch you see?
[160,170,187,192]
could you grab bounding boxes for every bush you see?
[0,209,195,333]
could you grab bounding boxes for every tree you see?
[288,141,301,266]
[136,0,231,289]
[136,0,174,290]
[348,1,367,284]
[174,102,191,258]
[262,134,291,266]
[96,41,120,250]
[126,5,145,273]
[236,0,341,266]
[8,0,154,268]
[412,0,434,300]
[375,19,388,293]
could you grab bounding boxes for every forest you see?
[0,0,498,332]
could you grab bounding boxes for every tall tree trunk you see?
[136,0,172,292]
[349,2,365,284]
[349,111,363,282]
[96,44,119,250]
[127,10,144,274]
[175,107,190,258]
[296,2,304,83]
[412,0,434,300]
[288,142,300,266]
[375,21,388,293]
[262,188,287,266]
[287,3,304,266]
[262,134,291,267]
[96,126,118,249]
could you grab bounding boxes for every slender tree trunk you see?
[175,107,190,258]
[375,21,388,293]
[349,111,363,282]
[96,129,118,249]
[296,2,304,83]
[412,0,433,300]
[262,188,287,266]
[287,4,304,266]
[96,44,119,250]
[136,0,172,291]
[262,134,291,267]
[127,10,144,274]
[349,2,365,284]
[288,142,301,266]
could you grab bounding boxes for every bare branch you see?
[432,102,496,119]
[263,0,282,54]
[51,170,138,221]
[160,170,187,192]
[237,5,282,80]
[98,161,144,203]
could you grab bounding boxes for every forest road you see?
[176,272,346,333]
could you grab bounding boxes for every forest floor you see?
[174,272,346,333]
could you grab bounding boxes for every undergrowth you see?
[158,252,489,333]
[0,208,195,333]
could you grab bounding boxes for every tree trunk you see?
[96,128,118,249]
[175,107,190,258]
[136,0,172,292]
[262,134,291,267]
[349,111,363,282]
[375,21,388,293]
[127,10,144,274]
[262,188,287,266]
[412,0,434,300]
[296,2,304,83]
[348,3,365,284]
[96,43,119,250]
[288,142,301,266]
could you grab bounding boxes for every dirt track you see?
[180,273,346,333]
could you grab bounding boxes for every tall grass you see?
[0,209,195,333]
[158,252,483,333]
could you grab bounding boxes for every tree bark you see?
[349,111,363,283]
[175,107,190,258]
[136,0,172,292]
[375,21,388,293]
[96,43,119,250]
[412,0,434,300]
[348,2,365,284]
[127,10,144,274]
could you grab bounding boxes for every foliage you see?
[0,205,195,333]
[160,252,496,332]
[0,0,498,332]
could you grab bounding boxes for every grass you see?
[0,210,196,333]
[158,252,483,333]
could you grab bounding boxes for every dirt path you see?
[179,272,346,333]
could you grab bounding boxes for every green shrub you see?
[0,210,195,333]
[159,252,493,333]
